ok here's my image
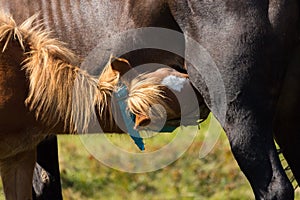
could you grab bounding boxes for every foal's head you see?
[97,58,208,132]
[127,68,190,131]
[96,58,177,132]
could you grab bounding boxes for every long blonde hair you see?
[0,13,100,133]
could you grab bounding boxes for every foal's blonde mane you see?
[96,59,120,128]
[0,13,100,133]
[127,75,169,119]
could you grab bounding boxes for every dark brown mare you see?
[1,0,300,200]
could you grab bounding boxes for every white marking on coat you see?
[161,75,188,92]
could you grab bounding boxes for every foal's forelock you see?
[127,76,170,119]
[0,13,102,133]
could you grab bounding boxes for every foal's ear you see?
[110,57,132,76]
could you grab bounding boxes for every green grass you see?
[0,115,299,199]
[58,115,300,200]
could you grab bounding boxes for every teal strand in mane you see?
[114,84,145,151]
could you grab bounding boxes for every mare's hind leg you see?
[274,46,300,184]
[0,149,36,200]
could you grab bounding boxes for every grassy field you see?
[58,115,300,200]
[0,115,299,199]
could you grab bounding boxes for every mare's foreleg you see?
[0,149,36,200]
[224,102,293,199]
[178,1,294,198]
